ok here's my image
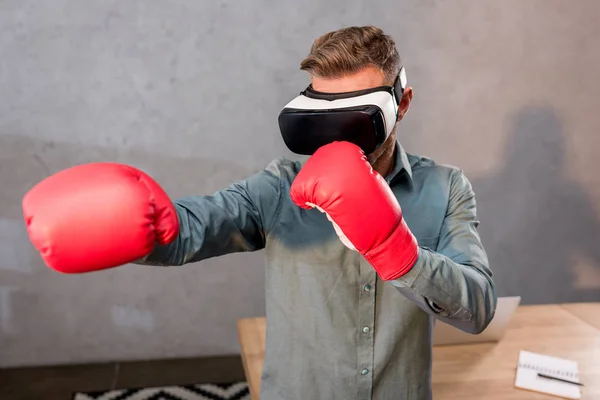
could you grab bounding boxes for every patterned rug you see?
[73,382,250,400]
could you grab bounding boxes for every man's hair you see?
[300,26,401,86]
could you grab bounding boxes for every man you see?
[23,26,496,399]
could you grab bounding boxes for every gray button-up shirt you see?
[139,142,497,400]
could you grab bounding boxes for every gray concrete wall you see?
[1,0,599,367]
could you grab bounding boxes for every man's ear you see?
[397,86,413,121]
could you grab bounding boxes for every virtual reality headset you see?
[278,67,407,155]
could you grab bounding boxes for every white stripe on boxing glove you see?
[305,202,357,251]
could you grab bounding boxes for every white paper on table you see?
[515,350,581,399]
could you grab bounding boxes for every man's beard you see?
[367,126,397,166]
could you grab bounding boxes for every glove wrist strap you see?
[364,219,419,280]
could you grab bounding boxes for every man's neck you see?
[371,142,396,178]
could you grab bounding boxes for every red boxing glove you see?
[22,163,179,273]
[290,141,418,280]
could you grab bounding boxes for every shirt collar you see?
[385,141,413,184]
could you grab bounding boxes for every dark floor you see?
[0,355,245,400]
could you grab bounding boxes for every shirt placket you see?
[357,257,377,399]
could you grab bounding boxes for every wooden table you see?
[431,305,600,399]
[561,303,600,331]
[237,318,266,400]
[238,304,600,400]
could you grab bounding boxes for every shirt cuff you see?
[391,246,428,287]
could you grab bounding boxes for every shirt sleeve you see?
[390,168,497,334]
[135,159,284,266]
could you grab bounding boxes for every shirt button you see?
[362,326,371,333]
[363,284,372,292]
[361,368,369,375]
